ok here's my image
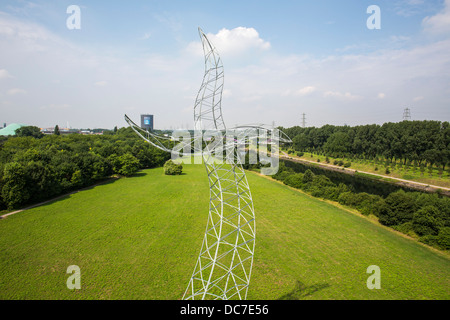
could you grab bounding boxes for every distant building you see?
[0,123,27,136]
[141,114,154,131]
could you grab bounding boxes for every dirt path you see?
[280,152,450,196]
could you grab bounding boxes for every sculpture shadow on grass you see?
[277,280,331,300]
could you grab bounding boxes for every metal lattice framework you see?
[182,28,255,300]
[125,28,291,300]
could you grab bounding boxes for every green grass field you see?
[0,165,449,299]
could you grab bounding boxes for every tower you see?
[403,108,411,121]
[140,114,154,131]
[301,113,306,128]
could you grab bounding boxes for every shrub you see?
[163,160,183,175]
[436,227,450,250]
[117,153,140,176]
[344,162,351,168]
[303,169,315,183]
[412,205,443,236]
[283,173,304,189]
[384,190,416,225]
[392,222,418,238]
[297,152,304,157]
[273,171,291,182]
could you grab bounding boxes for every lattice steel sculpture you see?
[125,28,291,300]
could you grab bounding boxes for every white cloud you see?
[422,0,450,35]
[395,0,426,17]
[94,81,108,87]
[413,96,424,101]
[222,89,232,98]
[281,86,317,97]
[7,88,26,95]
[0,68,12,79]
[378,93,386,99]
[187,27,270,56]
[140,33,151,40]
[296,86,317,96]
[324,91,361,101]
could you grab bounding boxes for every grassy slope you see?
[0,165,448,300]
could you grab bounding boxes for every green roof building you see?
[0,123,27,136]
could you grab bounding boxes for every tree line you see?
[272,162,450,251]
[281,120,450,171]
[0,127,170,210]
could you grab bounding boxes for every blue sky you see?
[1,0,449,129]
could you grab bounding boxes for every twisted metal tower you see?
[182,28,256,300]
[125,28,291,300]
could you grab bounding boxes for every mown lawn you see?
[0,164,449,299]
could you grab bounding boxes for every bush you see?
[297,152,304,157]
[303,169,315,183]
[384,190,416,225]
[273,170,291,182]
[1,162,30,209]
[436,227,450,250]
[344,162,351,168]
[392,222,418,238]
[412,205,443,236]
[164,160,183,175]
[283,173,304,189]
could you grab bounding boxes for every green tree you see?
[323,131,351,156]
[1,162,30,209]
[436,227,450,250]
[412,205,443,236]
[163,160,183,175]
[283,173,304,189]
[54,125,60,136]
[15,126,44,139]
[71,170,83,187]
[293,134,310,151]
[383,190,416,225]
[117,153,140,176]
[302,169,315,183]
